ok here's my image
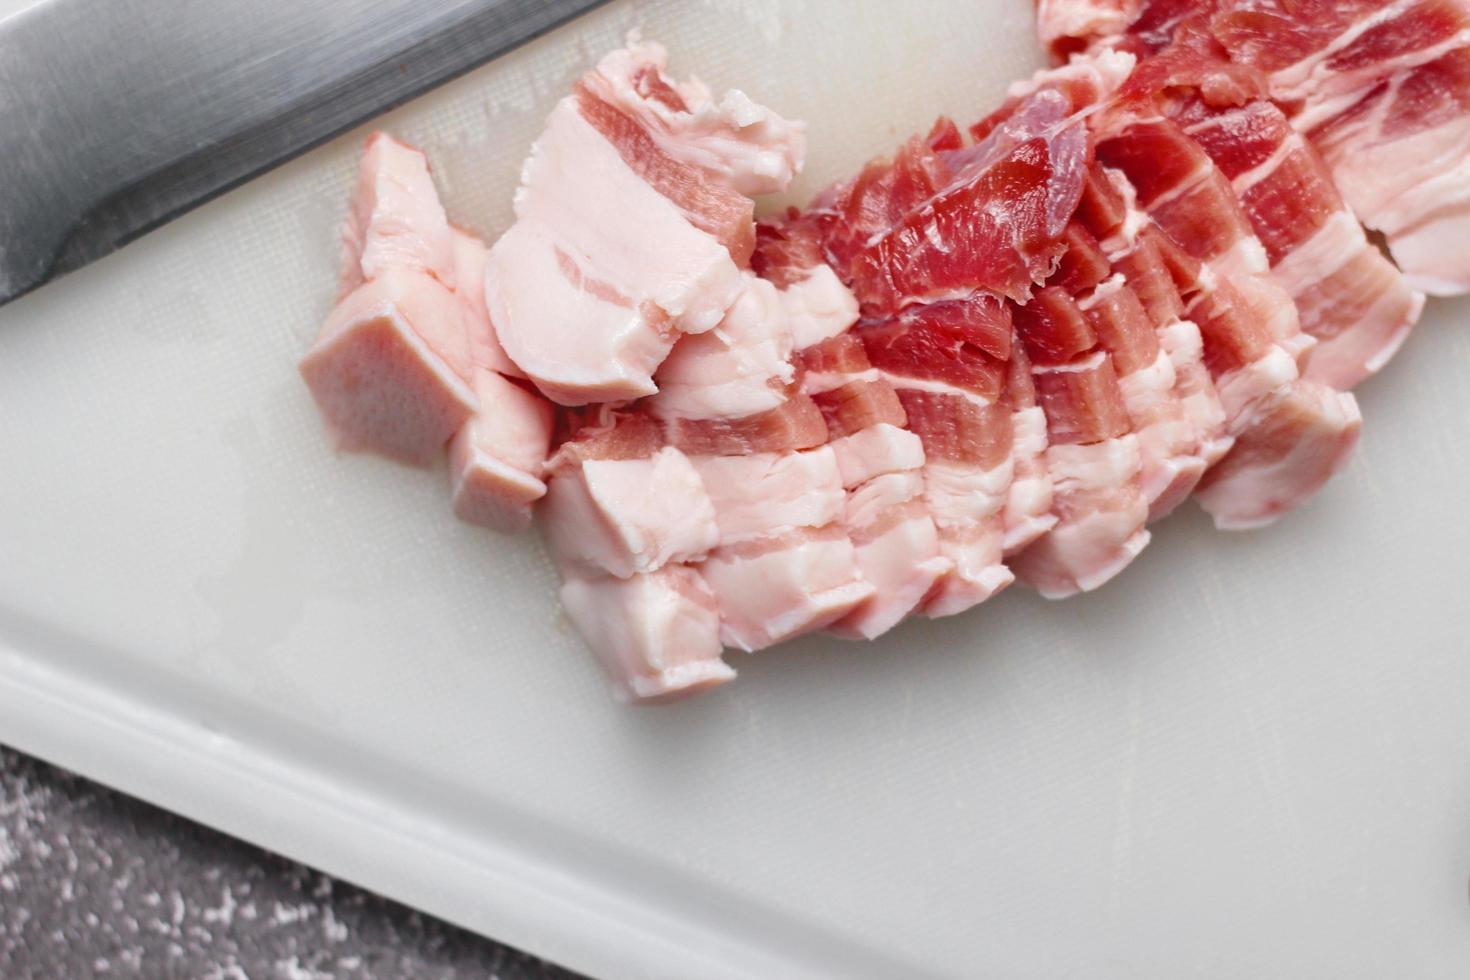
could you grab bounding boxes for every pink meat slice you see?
[544,410,733,701]
[339,132,456,299]
[1082,167,1236,474]
[559,566,733,704]
[1094,114,1362,528]
[795,331,952,636]
[1081,274,1210,517]
[486,43,806,405]
[300,268,476,468]
[1303,45,1470,295]
[448,369,553,533]
[450,229,521,378]
[485,103,741,405]
[541,445,720,579]
[701,525,875,651]
[587,40,807,199]
[1002,336,1060,552]
[858,305,1019,616]
[1011,291,1151,596]
[693,449,847,546]
[1153,90,1425,387]
[649,275,796,422]
[692,448,874,650]
[812,89,1091,312]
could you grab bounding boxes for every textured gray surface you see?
[0,745,583,979]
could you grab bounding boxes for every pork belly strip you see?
[486,41,805,405]
[757,214,954,637]
[542,412,733,701]
[1094,110,1361,529]
[1041,0,1470,295]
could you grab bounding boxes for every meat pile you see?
[301,7,1463,703]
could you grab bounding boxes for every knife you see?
[0,0,609,306]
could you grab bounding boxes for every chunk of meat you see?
[450,228,520,378]
[1305,46,1470,294]
[651,275,795,421]
[814,89,1092,311]
[793,316,952,637]
[692,449,846,546]
[1010,437,1151,597]
[1032,351,1134,445]
[660,389,829,455]
[589,40,807,199]
[1195,368,1363,529]
[921,459,1017,615]
[559,566,734,704]
[1002,339,1059,552]
[1013,285,1099,365]
[1080,274,1207,516]
[827,423,927,488]
[487,83,748,404]
[300,269,476,467]
[448,369,554,533]
[1170,95,1424,387]
[540,447,720,578]
[339,132,456,299]
[830,474,953,636]
[700,525,874,652]
[573,82,758,264]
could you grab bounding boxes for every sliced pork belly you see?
[1081,274,1209,518]
[860,307,1019,616]
[487,41,805,405]
[755,217,953,637]
[1120,65,1425,389]
[541,445,719,579]
[1001,337,1060,551]
[650,274,796,421]
[448,370,553,533]
[339,132,456,299]
[797,332,952,636]
[300,268,476,467]
[813,89,1092,312]
[1080,165,1236,477]
[693,449,874,650]
[1094,113,1315,365]
[450,229,520,378]
[1094,116,1362,528]
[1010,292,1151,597]
[444,228,555,532]
[1302,46,1470,295]
[559,565,733,704]
[589,39,806,198]
[543,414,732,700]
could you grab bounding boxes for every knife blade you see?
[0,0,608,306]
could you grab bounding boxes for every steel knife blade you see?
[0,0,608,306]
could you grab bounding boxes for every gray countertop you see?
[0,746,584,979]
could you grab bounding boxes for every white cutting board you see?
[2,2,1469,977]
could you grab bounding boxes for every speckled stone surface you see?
[0,746,584,980]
